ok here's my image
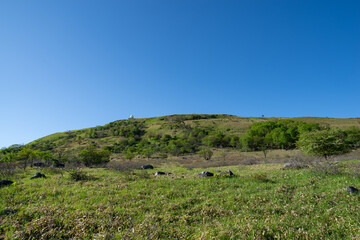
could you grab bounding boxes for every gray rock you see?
[141,165,154,169]
[219,170,235,177]
[0,180,13,187]
[30,172,46,179]
[283,163,295,169]
[347,186,359,194]
[198,171,214,177]
[154,171,166,176]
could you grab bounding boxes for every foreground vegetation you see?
[1,114,360,238]
[2,160,360,239]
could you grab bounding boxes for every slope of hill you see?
[25,114,360,163]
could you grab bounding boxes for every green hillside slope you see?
[25,114,360,162]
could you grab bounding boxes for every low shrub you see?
[67,168,97,181]
[0,162,18,178]
[287,154,313,169]
[251,173,273,183]
[310,158,342,175]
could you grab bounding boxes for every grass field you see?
[2,159,360,239]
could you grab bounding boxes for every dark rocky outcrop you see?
[198,171,214,177]
[54,163,65,168]
[219,170,235,177]
[30,172,46,179]
[2,209,16,215]
[154,171,166,176]
[0,180,13,187]
[347,186,359,194]
[33,162,45,167]
[142,165,154,169]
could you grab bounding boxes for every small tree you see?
[123,148,136,161]
[298,129,350,174]
[199,148,213,160]
[219,150,227,161]
[298,129,350,160]
[0,152,16,163]
[40,151,54,165]
[79,146,111,167]
[141,147,154,160]
[16,148,39,169]
[124,152,136,161]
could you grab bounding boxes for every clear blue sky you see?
[1,0,359,148]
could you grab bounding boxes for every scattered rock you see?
[283,162,308,169]
[33,162,45,167]
[54,163,65,168]
[141,165,154,169]
[154,171,166,176]
[198,171,214,177]
[283,163,296,169]
[30,172,46,179]
[0,180,14,188]
[2,209,16,215]
[219,170,235,177]
[347,186,359,194]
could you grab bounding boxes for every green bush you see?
[78,146,111,167]
[68,168,96,181]
[198,148,213,160]
[298,129,350,160]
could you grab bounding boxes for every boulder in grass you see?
[2,209,16,215]
[283,163,296,169]
[154,171,166,176]
[54,163,65,168]
[346,186,359,194]
[198,171,214,177]
[142,165,154,170]
[33,162,45,167]
[219,170,235,177]
[0,180,13,188]
[30,172,46,179]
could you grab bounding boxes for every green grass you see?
[2,161,360,239]
[31,132,69,143]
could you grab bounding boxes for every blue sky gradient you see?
[1,0,359,147]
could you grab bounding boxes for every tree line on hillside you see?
[0,144,111,169]
[1,119,360,167]
[104,120,360,158]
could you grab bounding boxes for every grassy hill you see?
[2,115,360,239]
[26,114,360,165]
[29,114,360,150]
